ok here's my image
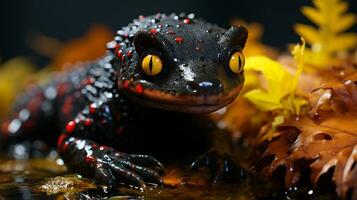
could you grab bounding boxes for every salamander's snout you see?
[186,79,223,95]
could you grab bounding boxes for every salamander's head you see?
[108,13,248,114]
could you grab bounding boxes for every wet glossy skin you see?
[0,13,247,189]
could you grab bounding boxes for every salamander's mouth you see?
[122,83,243,114]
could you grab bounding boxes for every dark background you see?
[0,0,356,67]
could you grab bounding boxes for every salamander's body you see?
[1,13,247,189]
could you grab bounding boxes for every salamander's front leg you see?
[57,103,164,190]
[58,136,164,189]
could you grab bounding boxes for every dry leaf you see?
[255,69,357,199]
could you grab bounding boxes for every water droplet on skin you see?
[8,119,21,134]
[187,13,195,19]
[128,34,134,42]
[308,190,314,195]
[151,18,160,24]
[45,87,57,100]
[106,41,117,49]
[179,12,186,18]
[217,53,221,60]
[117,30,128,37]
[19,109,30,121]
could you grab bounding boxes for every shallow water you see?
[0,154,339,200]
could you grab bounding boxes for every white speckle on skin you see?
[8,119,21,134]
[179,64,195,81]
[19,109,30,121]
[45,87,57,100]
[76,140,86,150]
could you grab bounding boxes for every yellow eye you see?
[228,51,245,74]
[141,54,163,76]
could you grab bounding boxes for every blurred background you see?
[1,0,356,67]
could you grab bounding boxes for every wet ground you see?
[0,150,339,200]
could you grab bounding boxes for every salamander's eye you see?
[228,51,245,74]
[141,54,163,76]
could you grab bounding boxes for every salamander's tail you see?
[0,85,60,151]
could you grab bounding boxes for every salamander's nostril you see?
[186,80,223,95]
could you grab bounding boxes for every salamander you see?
[0,13,247,190]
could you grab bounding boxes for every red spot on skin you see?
[66,121,76,133]
[57,83,69,97]
[57,134,68,147]
[89,103,96,114]
[183,18,191,24]
[122,80,130,89]
[136,84,143,94]
[150,29,158,35]
[117,50,123,58]
[114,44,121,54]
[127,50,132,58]
[82,77,94,85]
[84,118,92,126]
[62,97,73,117]
[62,142,69,151]
[175,37,184,44]
[22,120,35,130]
[85,155,96,164]
[27,93,44,112]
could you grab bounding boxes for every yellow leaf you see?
[294,24,320,45]
[291,38,305,90]
[243,56,303,113]
[329,33,357,51]
[332,14,356,33]
[301,7,323,26]
[334,0,348,14]
[272,115,285,128]
[244,89,282,111]
[0,57,36,117]
[295,0,357,68]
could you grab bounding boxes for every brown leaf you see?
[255,69,357,199]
